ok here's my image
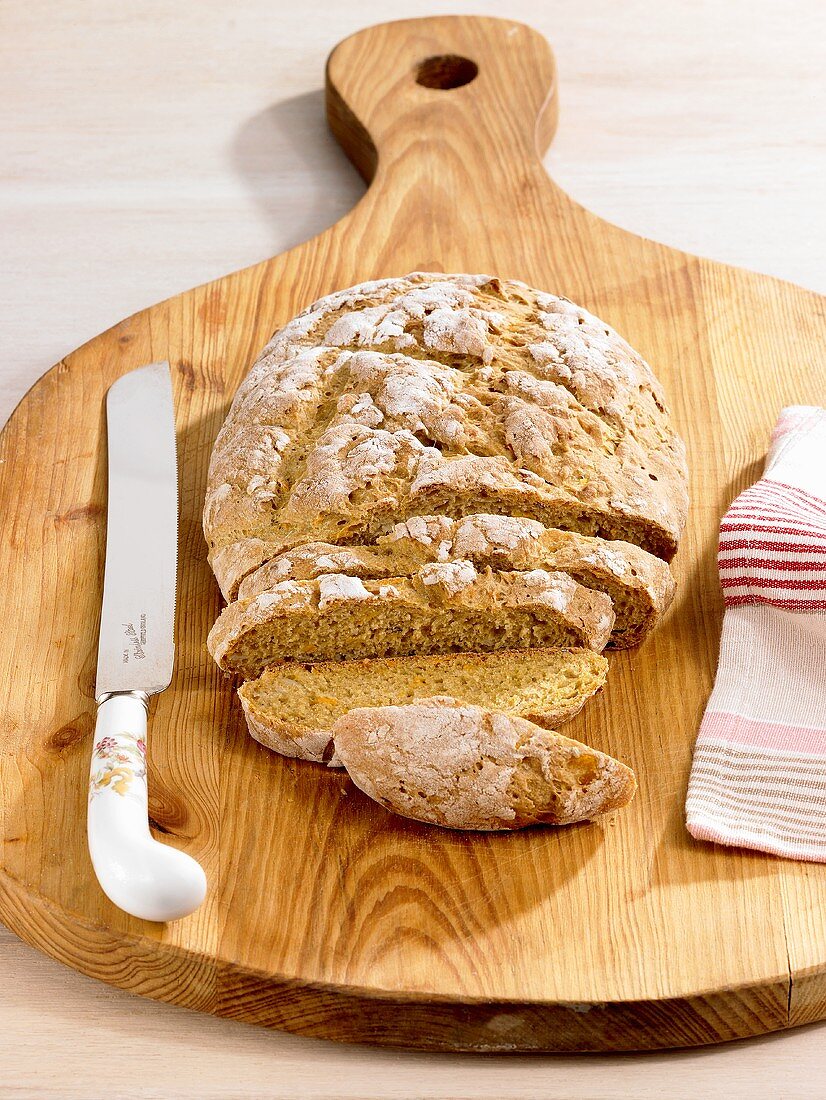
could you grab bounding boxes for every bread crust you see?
[240,698,337,765]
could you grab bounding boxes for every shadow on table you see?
[230,89,365,257]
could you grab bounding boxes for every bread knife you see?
[89,362,206,922]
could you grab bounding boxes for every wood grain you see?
[0,14,824,1053]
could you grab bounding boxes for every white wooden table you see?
[1,1,824,1095]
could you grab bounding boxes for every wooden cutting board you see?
[0,15,824,1052]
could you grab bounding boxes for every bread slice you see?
[331,698,636,830]
[239,647,609,765]
[204,273,689,600]
[208,567,615,680]
[238,513,675,648]
[209,466,680,602]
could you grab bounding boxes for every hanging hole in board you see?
[415,55,479,90]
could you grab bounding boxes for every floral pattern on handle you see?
[89,732,147,800]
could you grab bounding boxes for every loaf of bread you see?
[204,272,688,601]
[331,698,636,830]
[208,566,615,680]
[239,648,609,764]
[238,513,675,648]
[204,273,688,830]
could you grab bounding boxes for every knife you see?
[88,362,206,922]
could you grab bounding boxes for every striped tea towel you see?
[686,406,826,861]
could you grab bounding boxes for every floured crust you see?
[208,567,615,679]
[204,273,688,599]
[238,513,676,647]
[331,698,637,831]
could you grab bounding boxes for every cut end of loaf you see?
[331,699,637,831]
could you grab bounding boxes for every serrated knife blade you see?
[95,361,177,699]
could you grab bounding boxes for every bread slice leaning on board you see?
[203,272,688,830]
[238,513,675,650]
[239,648,609,765]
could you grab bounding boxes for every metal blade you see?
[95,362,177,699]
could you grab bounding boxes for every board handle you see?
[326,16,558,185]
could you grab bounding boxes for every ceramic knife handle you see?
[88,692,206,922]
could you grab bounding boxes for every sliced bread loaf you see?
[238,513,675,647]
[204,273,689,599]
[208,567,615,680]
[331,698,636,830]
[239,647,609,764]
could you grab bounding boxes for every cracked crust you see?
[331,698,637,831]
[237,513,676,648]
[204,273,688,600]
